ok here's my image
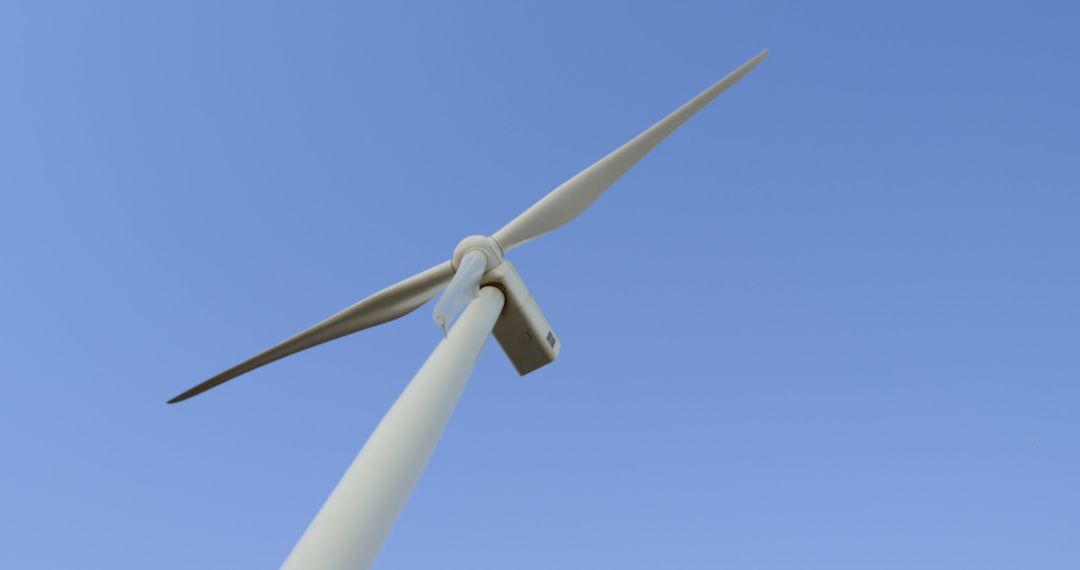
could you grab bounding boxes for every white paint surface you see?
[282,286,506,570]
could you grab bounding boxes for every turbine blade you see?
[167,260,454,403]
[492,49,767,252]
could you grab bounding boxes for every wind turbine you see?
[170,49,767,570]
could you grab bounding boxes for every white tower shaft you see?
[282,286,506,570]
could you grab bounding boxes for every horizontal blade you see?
[492,49,767,252]
[167,260,454,403]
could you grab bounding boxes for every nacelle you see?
[481,261,559,375]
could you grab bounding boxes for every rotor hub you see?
[452,235,503,272]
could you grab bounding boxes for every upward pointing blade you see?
[492,49,767,252]
[167,261,454,403]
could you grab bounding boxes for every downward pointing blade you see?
[167,261,454,403]
[492,49,767,252]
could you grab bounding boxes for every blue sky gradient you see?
[2,1,1078,568]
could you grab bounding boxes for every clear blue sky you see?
[2,1,1077,568]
